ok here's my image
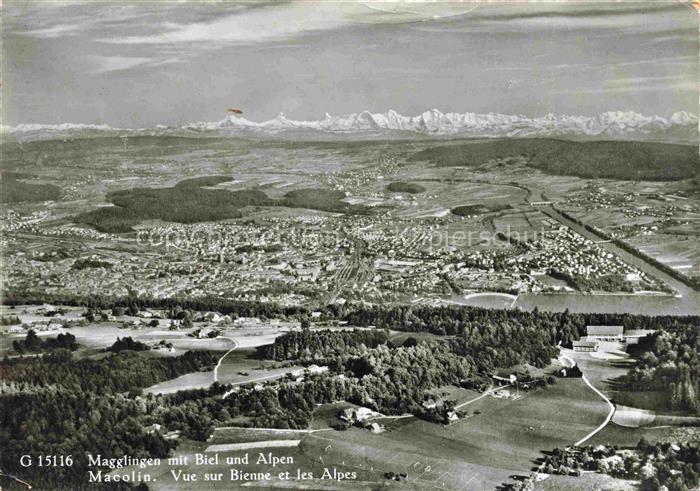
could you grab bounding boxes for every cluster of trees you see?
[385,182,426,194]
[282,188,367,214]
[1,348,217,488]
[344,305,591,370]
[1,388,175,488]
[414,399,458,425]
[76,185,271,233]
[12,330,78,354]
[4,290,310,321]
[621,324,699,414]
[261,329,390,361]
[540,440,699,491]
[71,258,113,270]
[549,270,635,293]
[2,349,215,394]
[637,439,700,491]
[108,336,150,352]
[165,341,473,431]
[0,315,21,325]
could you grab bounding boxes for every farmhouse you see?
[340,407,377,423]
[572,340,598,352]
[586,325,624,341]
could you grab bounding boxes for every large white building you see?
[586,325,624,341]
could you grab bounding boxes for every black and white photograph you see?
[1,1,698,490]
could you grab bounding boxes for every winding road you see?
[213,337,238,383]
[560,352,616,447]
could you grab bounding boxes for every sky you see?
[3,1,698,127]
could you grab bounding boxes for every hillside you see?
[410,139,698,181]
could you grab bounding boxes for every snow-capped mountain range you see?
[3,109,698,143]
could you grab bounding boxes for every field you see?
[105,378,611,490]
[534,472,638,491]
[386,179,527,220]
[625,233,700,280]
[112,428,395,490]
[301,379,607,490]
[146,343,299,394]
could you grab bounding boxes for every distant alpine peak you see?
[3,109,697,143]
[208,109,697,141]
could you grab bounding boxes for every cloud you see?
[607,74,691,87]
[89,56,181,74]
[555,79,697,96]
[467,3,679,22]
[97,1,488,46]
[17,23,83,38]
[547,56,697,71]
[99,3,356,46]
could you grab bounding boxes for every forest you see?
[385,181,426,194]
[410,138,698,181]
[12,330,78,354]
[537,441,699,491]
[620,323,699,414]
[0,171,62,203]
[261,328,390,361]
[75,177,367,233]
[0,350,216,489]
[2,349,215,394]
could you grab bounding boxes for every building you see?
[586,325,624,341]
[573,340,598,352]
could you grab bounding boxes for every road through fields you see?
[560,353,616,447]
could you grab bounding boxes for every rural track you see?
[213,337,239,383]
[455,384,511,409]
[220,372,298,398]
[213,427,332,433]
[561,353,616,447]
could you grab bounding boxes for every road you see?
[560,352,616,447]
[213,337,238,383]
[213,427,332,434]
[455,384,510,409]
